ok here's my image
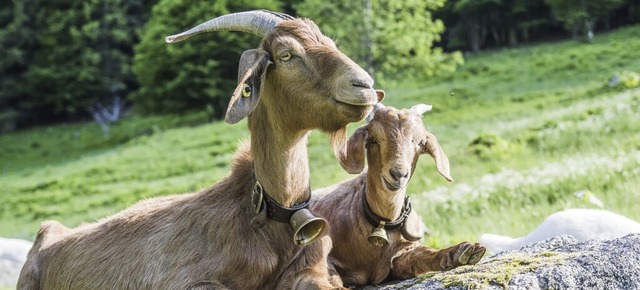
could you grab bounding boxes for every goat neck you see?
[248,104,311,207]
[364,170,408,222]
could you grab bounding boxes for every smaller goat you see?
[311,104,485,286]
[480,208,640,254]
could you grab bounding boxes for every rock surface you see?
[362,234,640,290]
[3,235,639,289]
[0,237,32,289]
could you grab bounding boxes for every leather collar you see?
[362,183,412,231]
[251,166,310,223]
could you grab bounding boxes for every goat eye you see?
[367,137,377,145]
[280,51,292,61]
[242,83,252,98]
[418,141,425,147]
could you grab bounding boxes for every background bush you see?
[131,0,281,118]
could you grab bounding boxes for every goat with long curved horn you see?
[18,9,383,290]
[166,10,289,43]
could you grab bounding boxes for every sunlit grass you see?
[1,25,639,247]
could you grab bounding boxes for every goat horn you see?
[365,103,385,123]
[165,10,290,43]
[410,104,432,115]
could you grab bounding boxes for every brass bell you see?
[368,221,389,247]
[290,208,328,246]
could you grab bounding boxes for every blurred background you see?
[1,0,639,250]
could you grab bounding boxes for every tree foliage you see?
[1,0,639,129]
[439,0,637,51]
[131,0,281,118]
[294,0,463,83]
[440,0,553,52]
[0,0,157,126]
[545,0,625,41]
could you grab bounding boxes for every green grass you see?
[1,25,640,252]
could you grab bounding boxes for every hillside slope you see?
[1,26,639,246]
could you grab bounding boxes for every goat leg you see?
[292,268,346,290]
[326,257,345,289]
[390,242,486,279]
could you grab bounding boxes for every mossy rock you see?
[361,234,640,290]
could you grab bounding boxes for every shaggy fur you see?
[18,13,381,290]
[311,105,486,286]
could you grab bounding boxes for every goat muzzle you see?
[290,208,327,246]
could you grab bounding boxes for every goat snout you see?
[383,167,409,191]
[351,79,373,89]
[331,62,376,106]
[389,168,408,181]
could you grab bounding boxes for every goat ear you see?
[225,49,271,124]
[422,132,453,182]
[338,125,368,174]
[375,90,385,103]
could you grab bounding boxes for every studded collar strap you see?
[361,183,412,231]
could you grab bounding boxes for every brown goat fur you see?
[311,105,486,286]
[18,13,382,290]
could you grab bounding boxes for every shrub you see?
[131,0,281,118]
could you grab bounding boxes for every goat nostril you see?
[390,169,408,181]
[351,81,372,89]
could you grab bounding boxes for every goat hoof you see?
[455,242,474,265]
[467,243,486,265]
[444,242,486,270]
[453,242,486,267]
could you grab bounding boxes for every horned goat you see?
[18,10,383,290]
[480,208,640,254]
[311,104,485,286]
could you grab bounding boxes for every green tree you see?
[496,0,549,46]
[438,0,555,51]
[447,0,501,52]
[545,0,624,42]
[294,0,462,83]
[0,0,157,127]
[79,0,158,105]
[132,0,281,118]
[0,0,33,128]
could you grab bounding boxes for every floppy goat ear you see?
[225,49,272,124]
[422,131,453,182]
[338,125,368,174]
[335,102,382,174]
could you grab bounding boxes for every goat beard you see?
[330,126,348,168]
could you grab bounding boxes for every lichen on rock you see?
[361,234,640,290]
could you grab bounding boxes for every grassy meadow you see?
[1,25,639,250]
